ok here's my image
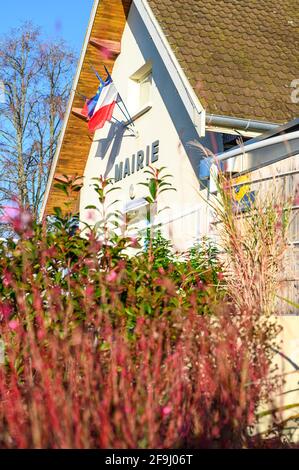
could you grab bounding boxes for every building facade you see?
[42,0,299,412]
[42,0,299,247]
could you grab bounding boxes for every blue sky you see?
[0,0,94,53]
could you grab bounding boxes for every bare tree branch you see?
[0,23,76,223]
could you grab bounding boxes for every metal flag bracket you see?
[102,65,138,137]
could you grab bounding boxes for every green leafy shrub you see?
[0,166,291,448]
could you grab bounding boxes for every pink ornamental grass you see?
[0,169,288,448]
[0,287,279,449]
[8,320,19,330]
[106,270,118,283]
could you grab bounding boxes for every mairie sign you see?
[114,140,159,182]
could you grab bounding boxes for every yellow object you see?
[233,174,250,202]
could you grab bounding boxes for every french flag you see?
[82,75,119,132]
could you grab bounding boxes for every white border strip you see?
[134,0,206,136]
[40,0,100,220]
[217,130,299,161]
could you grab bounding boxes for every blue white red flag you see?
[81,74,119,132]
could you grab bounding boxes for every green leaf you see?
[72,186,82,192]
[54,183,69,196]
[53,207,63,217]
[276,295,299,309]
[144,196,154,204]
[257,402,299,418]
[149,179,157,200]
[107,200,120,209]
[106,187,121,194]
[159,188,177,194]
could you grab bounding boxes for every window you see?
[128,62,153,116]
[125,201,150,237]
[124,198,156,249]
[139,70,152,109]
[222,133,251,151]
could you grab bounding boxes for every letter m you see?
[115,162,123,182]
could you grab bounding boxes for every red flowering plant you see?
[0,167,291,448]
[0,201,34,239]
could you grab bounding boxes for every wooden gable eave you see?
[42,0,132,217]
[89,38,121,60]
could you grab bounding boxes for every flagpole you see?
[73,89,87,101]
[103,65,136,130]
[111,116,123,126]
[115,101,135,129]
[116,98,135,129]
[87,62,137,134]
[88,61,104,84]
[111,116,135,136]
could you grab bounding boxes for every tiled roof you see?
[147,0,299,123]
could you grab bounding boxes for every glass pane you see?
[139,73,152,108]
[126,204,150,235]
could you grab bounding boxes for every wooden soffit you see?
[44,0,132,216]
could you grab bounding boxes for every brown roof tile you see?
[148,0,299,123]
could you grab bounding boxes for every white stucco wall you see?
[79,2,221,250]
[250,155,299,427]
